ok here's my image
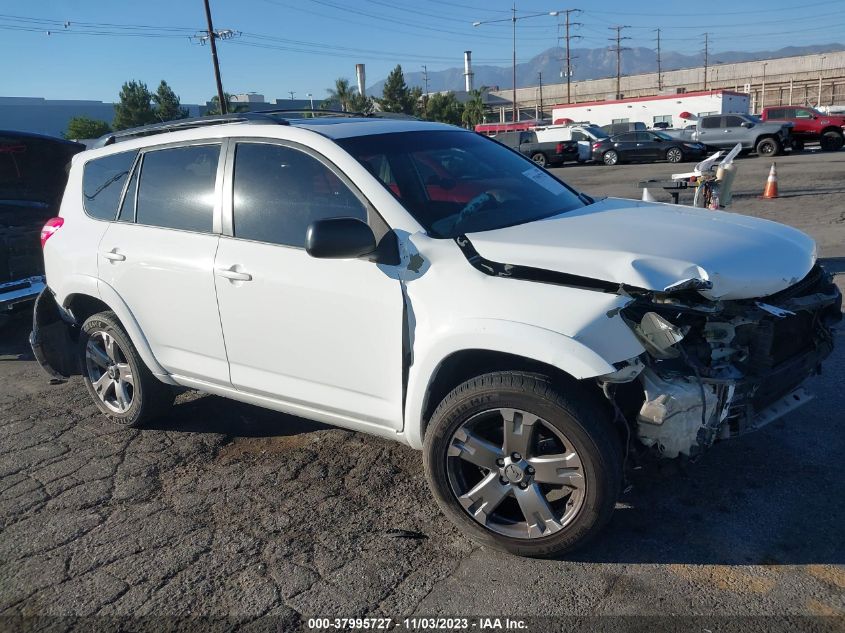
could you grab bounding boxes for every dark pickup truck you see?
[1,131,84,322]
[491,130,579,168]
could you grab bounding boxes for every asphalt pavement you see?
[1,150,844,633]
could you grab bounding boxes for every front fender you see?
[402,318,622,449]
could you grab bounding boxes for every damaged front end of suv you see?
[600,265,841,459]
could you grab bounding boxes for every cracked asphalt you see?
[1,152,844,632]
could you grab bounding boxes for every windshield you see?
[337,130,584,238]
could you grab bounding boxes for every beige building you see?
[491,50,845,120]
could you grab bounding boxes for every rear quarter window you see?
[82,150,138,221]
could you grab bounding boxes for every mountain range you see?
[368,43,844,94]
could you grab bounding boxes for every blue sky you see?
[2,0,843,104]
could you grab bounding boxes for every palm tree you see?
[461,89,486,129]
[326,78,354,112]
[206,93,248,116]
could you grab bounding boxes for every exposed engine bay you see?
[602,264,841,458]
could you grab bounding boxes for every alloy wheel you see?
[603,151,618,166]
[666,147,683,163]
[445,408,586,539]
[84,331,135,414]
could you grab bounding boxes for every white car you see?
[31,112,841,557]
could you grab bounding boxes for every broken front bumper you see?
[612,264,841,458]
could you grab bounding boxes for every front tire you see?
[423,372,622,558]
[665,147,684,163]
[602,150,619,166]
[79,311,173,427]
[530,152,547,168]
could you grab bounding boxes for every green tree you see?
[326,77,355,111]
[112,80,156,130]
[206,93,248,115]
[348,91,375,115]
[426,92,462,125]
[153,80,188,122]
[461,89,486,129]
[64,116,111,140]
[378,64,416,114]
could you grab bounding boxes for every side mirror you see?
[740,121,753,128]
[305,217,376,259]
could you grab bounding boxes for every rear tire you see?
[531,152,548,168]
[755,137,781,157]
[79,311,173,427]
[423,371,622,558]
[602,150,619,166]
[820,130,844,151]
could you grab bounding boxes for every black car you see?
[491,130,579,167]
[591,130,706,166]
[1,131,84,319]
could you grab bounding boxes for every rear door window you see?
[701,117,721,129]
[723,116,744,127]
[136,144,220,233]
[82,150,138,221]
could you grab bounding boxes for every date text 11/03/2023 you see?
[306,617,529,630]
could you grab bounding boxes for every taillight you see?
[592,142,601,149]
[556,142,565,154]
[40,217,64,247]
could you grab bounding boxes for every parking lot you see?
[1,150,844,631]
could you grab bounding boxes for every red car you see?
[760,106,845,151]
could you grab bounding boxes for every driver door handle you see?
[216,266,252,282]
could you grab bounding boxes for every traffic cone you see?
[761,162,779,199]
[641,187,657,202]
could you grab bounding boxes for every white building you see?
[550,90,751,129]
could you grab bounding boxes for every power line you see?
[608,25,631,99]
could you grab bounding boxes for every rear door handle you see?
[102,250,126,262]
[216,266,253,282]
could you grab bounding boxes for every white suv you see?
[31,112,840,557]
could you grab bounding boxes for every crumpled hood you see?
[465,197,817,300]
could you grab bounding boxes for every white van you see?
[533,123,610,161]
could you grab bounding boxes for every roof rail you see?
[94,112,288,148]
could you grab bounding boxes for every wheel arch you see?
[33,282,175,384]
[403,321,619,449]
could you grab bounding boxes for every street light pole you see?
[761,62,768,111]
[512,4,517,122]
[473,7,560,123]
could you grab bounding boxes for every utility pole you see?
[702,32,710,90]
[537,72,543,119]
[560,9,582,104]
[288,91,295,100]
[608,26,631,100]
[422,65,430,117]
[655,28,663,91]
[202,0,227,114]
